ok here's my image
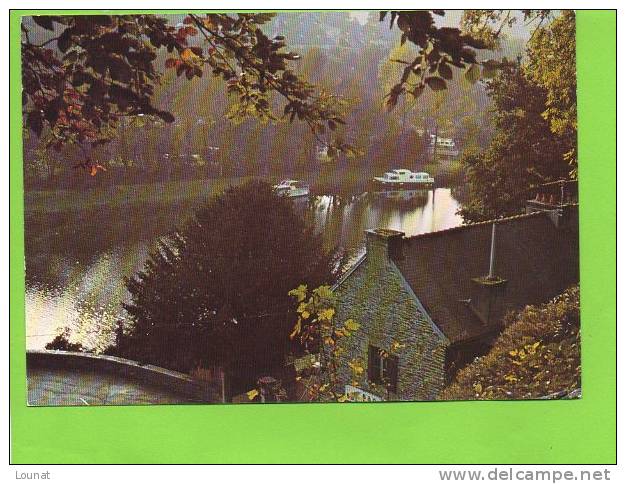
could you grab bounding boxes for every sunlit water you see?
[25,188,462,351]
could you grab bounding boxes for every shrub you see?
[45,328,84,352]
[440,285,580,400]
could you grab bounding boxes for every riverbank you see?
[24,162,465,214]
[24,176,253,214]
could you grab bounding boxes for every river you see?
[25,187,462,351]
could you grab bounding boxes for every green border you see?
[9,10,616,464]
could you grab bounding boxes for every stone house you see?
[333,194,579,401]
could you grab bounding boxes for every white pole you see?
[488,223,496,279]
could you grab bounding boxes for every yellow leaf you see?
[289,284,307,302]
[337,394,349,403]
[319,308,335,321]
[313,285,333,299]
[391,341,406,351]
[344,319,360,331]
[246,389,259,400]
[348,360,364,374]
[301,311,310,320]
[180,47,199,62]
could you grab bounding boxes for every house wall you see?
[334,232,448,401]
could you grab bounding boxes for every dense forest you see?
[23,12,528,190]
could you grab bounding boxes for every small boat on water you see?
[272,180,310,198]
[373,169,434,189]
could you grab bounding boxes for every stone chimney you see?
[365,228,405,265]
[469,223,508,326]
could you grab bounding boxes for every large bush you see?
[114,181,337,376]
[441,286,581,400]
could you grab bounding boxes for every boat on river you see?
[372,169,434,189]
[272,180,310,198]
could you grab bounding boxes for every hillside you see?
[440,285,581,400]
[23,12,529,190]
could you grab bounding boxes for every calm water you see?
[25,187,462,351]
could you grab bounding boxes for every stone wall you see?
[334,230,448,401]
[27,350,222,403]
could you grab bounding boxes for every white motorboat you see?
[373,169,434,188]
[272,180,310,198]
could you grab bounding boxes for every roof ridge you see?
[402,210,547,242]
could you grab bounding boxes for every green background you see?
[9,10,616,464]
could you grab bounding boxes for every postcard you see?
[21,10,581,406]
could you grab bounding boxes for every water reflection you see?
[304,188,462,256]
[25,187,462,350]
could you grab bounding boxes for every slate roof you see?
[392,209,579,343]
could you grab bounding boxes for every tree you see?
[460,10,554,45]
[458,61,571,222]
[115,181,338,377]
[525,10,577,171]
[247,283,402,403]
[21,13,352,171]
[458,11,576,223]
[245,283,364,403]
[440,285,580,400]
[377,10,490,110]
[22,11,518,173]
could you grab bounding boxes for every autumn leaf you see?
[313,285,333,299]
[319,308,335,321]
[89,164,106,176]
[246,389,259,400]
[289,318,301,340]
[180,48,200,62]
[348,360,364,375]
[289,285,307,302]
[391,341,406,351]
[344,319,360,331]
